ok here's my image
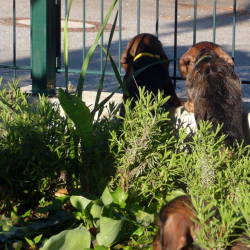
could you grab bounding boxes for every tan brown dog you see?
[185,48,243,146]
[153,195,202,250]
[153,195,250,250]
[179,41,234,79]
[120,33,183,115]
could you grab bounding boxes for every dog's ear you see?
[161,213,192,250]
[179,47,197,79]
[120,37,138,71]
[214,46,234,66]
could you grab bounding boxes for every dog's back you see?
[123,54,175,109]
[154,195,250,250]
[153,195,203,250]
[186,49,243,146]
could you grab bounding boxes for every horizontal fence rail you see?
[0,0,249,95]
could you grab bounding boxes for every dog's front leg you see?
[184,100,194,113]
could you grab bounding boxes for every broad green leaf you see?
[28,210,74,231]
[33,234,43,244]
[71,195,92,212]
[101,187,113,205]
[24,237,34,247]
[12,241,22,250]
[112,187,128,208]
[0,225,45,242]
[36,198,68,214]
[58,88,93,147]
[96,215,124,247]
[132,227,144,236]
[71,195,102,219]
[135,210,154,227]
[42,226,91,250]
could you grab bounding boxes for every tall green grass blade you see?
[91,85,121,116]
[99,45,127,94]
[94,0,118,44]
[64,0,73,90]
[92,11,119,117]
[76,43,98,98]
[76,0,118,99]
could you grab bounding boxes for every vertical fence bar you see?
[232,0,236,61]
[56,0,61,71]
[13,0,16,79]
[137,0,140,34]
[118,0,122,73]
[173,0,178,88]
[100,0,104,72]
[83,0,86,62]
[213,0,217,43]
[156,0,159,37]
[193,0,197,45]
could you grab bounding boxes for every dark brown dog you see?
[179,41,234,79]
[153,195,250,250]
[120,33,183,115]
[153,195,202,250]
[185,48,243,146]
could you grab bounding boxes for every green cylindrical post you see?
[30,0,61,94]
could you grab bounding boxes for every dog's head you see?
[120,33,169,71]
[179,41,234,79]
[153,196,203,250]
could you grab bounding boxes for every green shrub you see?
[0,79,77,208]
[109,88,188,207]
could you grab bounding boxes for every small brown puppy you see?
[153,195,202,250]
[179,41,234,79]
[153,195,250,250]
[185,48,243,146]
[120,33,183,115]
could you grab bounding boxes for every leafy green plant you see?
[109,88,188,207]
[0,78,77,209]
[177,121,250,249]
[41,186,157,249]
[180,120,250,202]
[25,234,43,250]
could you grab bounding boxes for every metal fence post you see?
[30,0,61,95]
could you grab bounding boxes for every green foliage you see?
[42,226,91,250]
[1,0,250,249]
[25,234,43,250]
[0,78,77,208]
[178,121,250,249]
[180,121,250,202]
[69,186,156,249]
[109,88,187,207]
